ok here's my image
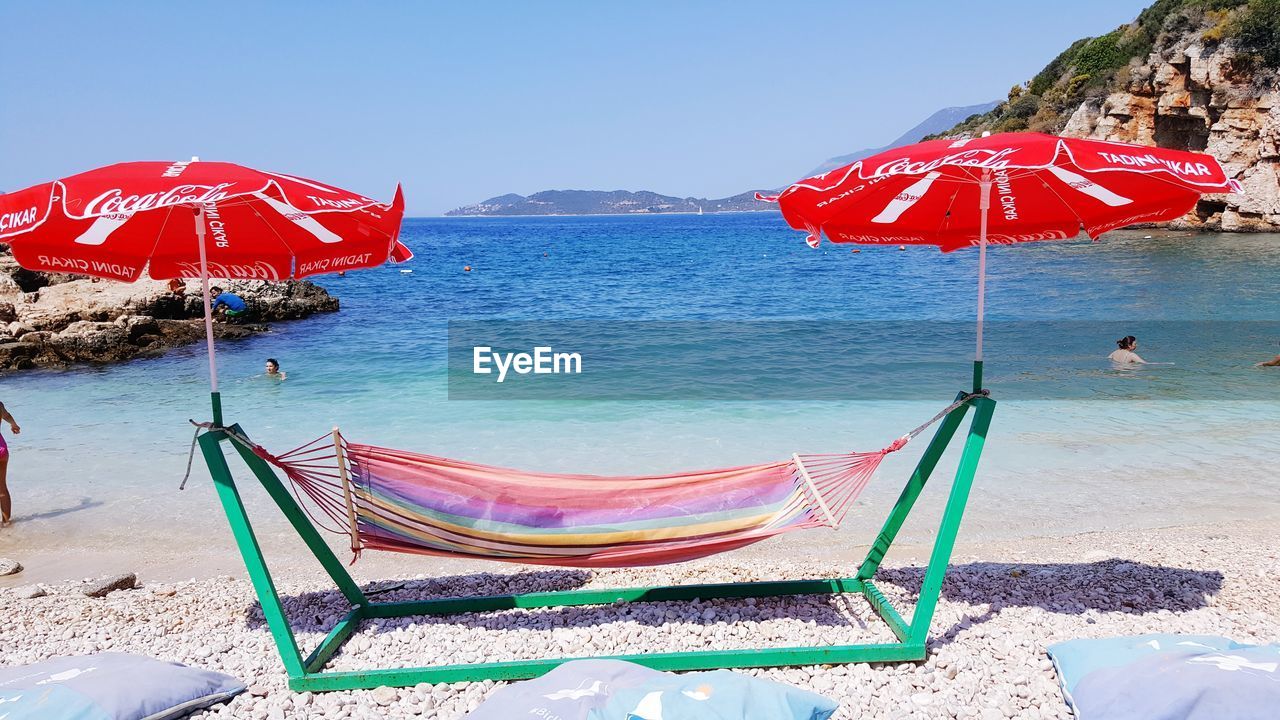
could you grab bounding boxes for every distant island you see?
[445,102,1000,217]
[445,189,774,217]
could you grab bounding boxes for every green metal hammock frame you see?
[199,372,994,693]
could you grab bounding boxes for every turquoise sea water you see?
[1,214,1278,575]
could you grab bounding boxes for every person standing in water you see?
[265,358,287,381]
[0,400,21,527]
[1108,335,1148,364]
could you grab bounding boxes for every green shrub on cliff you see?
[1073,29,1129,78]
[1029,38,1092,95]
[1235,0,1280,68]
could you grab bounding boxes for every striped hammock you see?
[244,397,974,568]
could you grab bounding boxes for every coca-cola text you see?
[82,183,235,217]
[873,148,1020,177]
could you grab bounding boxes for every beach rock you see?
[0,558,22,576]
[0,342,38,369]
[13,584,46,599]
[0,302,15,323]
[81,572,137,597]
[47,321,132,362]
[371,686,398,706]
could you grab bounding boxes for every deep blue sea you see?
[2,213,1278,575]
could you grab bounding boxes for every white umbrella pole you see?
[194,205,222,422]
[974,170,991,392]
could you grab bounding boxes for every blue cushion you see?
[1048,634,1280,720]
[0,653,245,720]
[465,659,837,720]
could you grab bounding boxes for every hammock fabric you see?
[236,396,977,568]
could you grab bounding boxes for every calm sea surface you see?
[2,213,1278,575]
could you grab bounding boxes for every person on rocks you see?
[210,286,248,321]
[0,400,21,527]
[167,278,186,296]
[265,358,287,381]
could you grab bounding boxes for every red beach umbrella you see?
[759,132,1240,388]
[0,159,411,412]
[0,159,410,280]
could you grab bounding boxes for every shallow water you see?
[2,214,1278,578]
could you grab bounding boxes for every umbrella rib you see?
[141,204,178,279]
[933,185,960,240]
[1033,172,1090,236]
[245,201,302,278]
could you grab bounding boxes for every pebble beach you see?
[3,521,1276,719]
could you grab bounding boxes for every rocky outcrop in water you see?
[0,247,338,371]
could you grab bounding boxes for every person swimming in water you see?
[0,400,22,527]
[265,358,287,381]
[1108,335,1148,364]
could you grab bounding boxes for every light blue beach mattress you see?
[1048,634,1280,720]
[0,652,245,720]
[464,658,838,720]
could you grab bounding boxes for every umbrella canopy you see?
[761,132,1239,251]
[0,159,412,280]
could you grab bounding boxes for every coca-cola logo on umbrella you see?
[78,183,236,217]
[873,148,1021,177]
[175,260,281,281]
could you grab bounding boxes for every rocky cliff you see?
[0,247,338,371]
[932,0,1280,230]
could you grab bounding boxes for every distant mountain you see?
[445,189,773,217]
[447,102,1001,216]
[805,101,1000,177]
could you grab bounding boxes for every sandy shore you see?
[3,522,1277,719]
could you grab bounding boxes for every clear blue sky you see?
[2,1,1152,215]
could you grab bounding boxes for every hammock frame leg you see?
[202,394,994,693]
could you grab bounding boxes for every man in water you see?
[265,358,287,381]
[1257,355,1280,367]
[210,286,247,320]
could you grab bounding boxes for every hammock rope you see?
[183,392,985,568]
